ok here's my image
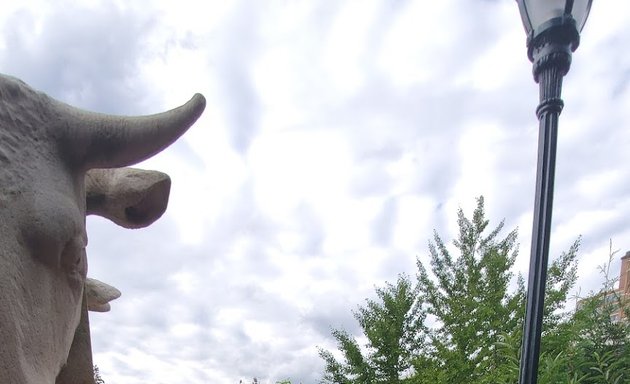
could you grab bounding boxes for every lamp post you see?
[515,1,592,384]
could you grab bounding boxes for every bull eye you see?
[60,237,87,278]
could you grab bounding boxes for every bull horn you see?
[58,93,206,169]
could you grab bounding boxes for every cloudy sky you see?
[1,1,629,383]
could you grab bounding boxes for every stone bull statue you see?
[0,74,205,384]
[55,167,172,384]
[85,277,121,313]
[55,278,121,384]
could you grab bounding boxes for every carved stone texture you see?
[85,278,121,313]
[55,293,95,384]
[86,168,172,229]
[0,74,205,384]
[55,167,174,381]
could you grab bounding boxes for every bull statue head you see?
[0,74,205,384]
[56,167,175,384]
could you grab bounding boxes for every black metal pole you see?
[518,27,574,384]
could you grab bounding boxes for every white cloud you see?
[1,1,629,383]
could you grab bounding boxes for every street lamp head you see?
[517,0,592,61]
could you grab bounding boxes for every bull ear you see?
[85,168,171,229]
[85,278,121,313]
[57,93,205,169]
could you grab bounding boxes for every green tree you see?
[567,245,630,383]
[319,274,425,384]
[413,196,523,383]
[414,197,580,384]
[320,196,583,384]
[492,243,628,384]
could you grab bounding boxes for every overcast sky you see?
[1,1,629,383]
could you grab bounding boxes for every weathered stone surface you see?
[86,168,172,229]
[85,278,121,313]
[0,73,205,384]
[55,293,95,384]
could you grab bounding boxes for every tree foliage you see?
[319,196,625,384]
[414,197,524,383]
[94,365,105,384]
[561,246,630,383]
[319,274,424,383]
[492,245,630,384]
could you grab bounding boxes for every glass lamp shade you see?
[517,0,592,36]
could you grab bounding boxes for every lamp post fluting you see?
[515,1,592,384]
